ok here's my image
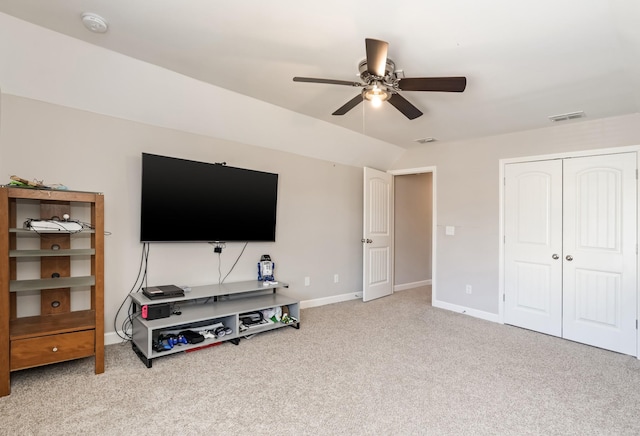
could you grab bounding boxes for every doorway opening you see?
[389,166,436,303]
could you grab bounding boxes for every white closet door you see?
[562,153,637,355]
[504,160,563,336]
[362,167,393,302]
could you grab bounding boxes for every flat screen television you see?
[140,153,278,242]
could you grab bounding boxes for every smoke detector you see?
[81,13,108,33]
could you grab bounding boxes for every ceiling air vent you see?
[548,111,586,122]
[414,137,437,144]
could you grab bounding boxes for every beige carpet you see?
[2,286,640,435]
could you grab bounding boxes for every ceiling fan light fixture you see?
[362,84,390,108]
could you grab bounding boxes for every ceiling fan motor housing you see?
[358,58,398,91]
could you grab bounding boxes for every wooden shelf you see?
[10,276,96,292]
[10,249,95,258]
[9,228,95,234]
[2,186,102,202]
[10,310,96,340]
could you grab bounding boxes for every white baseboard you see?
[300,291,361,309]
[394,280,431,292]
[105,331,128,346]
[432,299,500,323]
[300,283,432,309]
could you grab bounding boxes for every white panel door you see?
[504,160,563,336]
[504,152,637,356]
[562,153,637,355]
[363,167,393,302]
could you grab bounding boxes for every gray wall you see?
[0,94,364,335]
[394,173,432,286]
[391,113,640,316]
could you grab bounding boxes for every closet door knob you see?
[552,254,559,260]
[566,255,573,261]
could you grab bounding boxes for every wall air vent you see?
[548,111,586,122]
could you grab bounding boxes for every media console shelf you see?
[129,280,299,368]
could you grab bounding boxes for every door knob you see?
[552,254,559,260]
[361,238,372,244]
[566,255,573,261]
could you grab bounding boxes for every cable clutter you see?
[152,323,233,352]
[23,209,94,234]
[115,241,255,342]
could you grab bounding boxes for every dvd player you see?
[142,285,185,300]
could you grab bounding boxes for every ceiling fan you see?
[293,38,466,120]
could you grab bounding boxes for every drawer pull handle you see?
[52,347,58,352]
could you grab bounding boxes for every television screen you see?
[140,153,278,242]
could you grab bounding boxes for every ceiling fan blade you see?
[293,77,362,87]
[332,94,363,116]
[365,38,389,76]
[398,77,467,92]
[387,93,423,120]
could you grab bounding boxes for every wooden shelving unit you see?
[0,186,104,397]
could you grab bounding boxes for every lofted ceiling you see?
[0,0,639,149]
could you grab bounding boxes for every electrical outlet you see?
[304,277,310,286]
[334,274,339,283]
[465,285,472,294]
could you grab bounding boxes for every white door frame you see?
[389,166,437,303]
[498,144,640,357]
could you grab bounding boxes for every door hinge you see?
[636,319,638,330]
[503,294,506,302]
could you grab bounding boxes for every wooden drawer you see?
[10,330,95,371]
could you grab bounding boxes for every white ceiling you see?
[1,0,639,149]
